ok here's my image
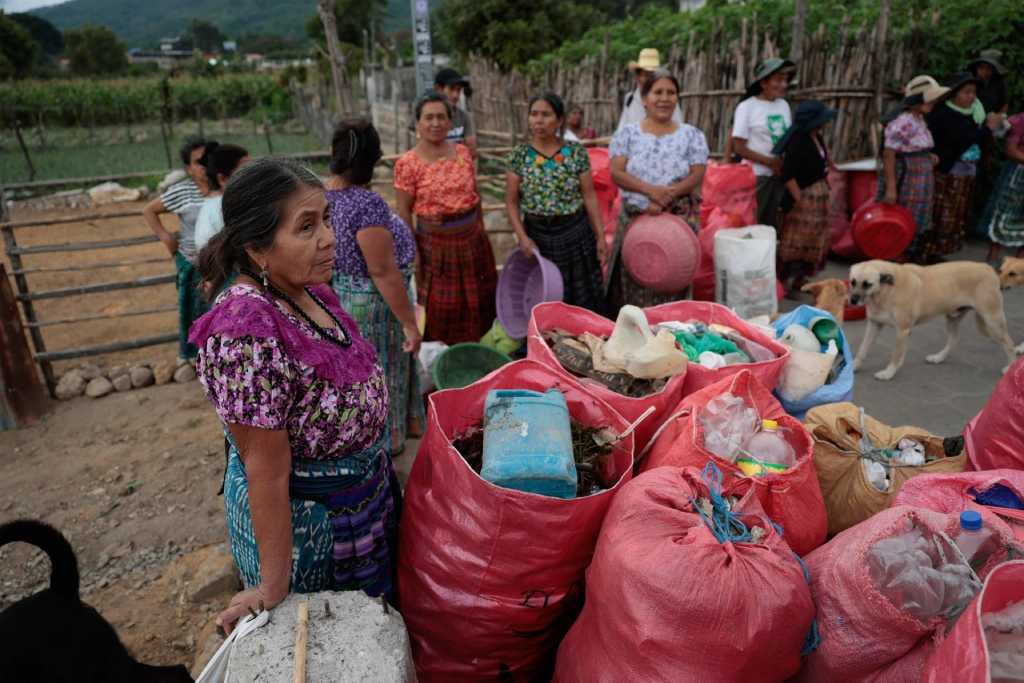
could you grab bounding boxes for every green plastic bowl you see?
[432,343,514,390]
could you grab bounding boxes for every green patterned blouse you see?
[507,140,591,217]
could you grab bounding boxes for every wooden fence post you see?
[260,100,273,154]
[8,109,35,182]
[35,110,46,148]
[791,0,807,68]
[159,112,173,169]
[196,104,204,138]
[874,0,893,118]
[0,262,47,429]
[0,222,55,395]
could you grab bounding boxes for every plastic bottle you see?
[734,420,797,477]
[953,510,1001,567]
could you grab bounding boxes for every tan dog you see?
[999,256,1024,290]
[801,279,848,324]
[848,260,1018,381]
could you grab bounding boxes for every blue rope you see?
[688,462,752,544]
[794,553,822,656]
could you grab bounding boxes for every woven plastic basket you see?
[432,343,515,390]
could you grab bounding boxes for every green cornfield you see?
[0,73,292,127]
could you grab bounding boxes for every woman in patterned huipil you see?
[190,156,400,635]
[327,119,424,456]
[607,69,709,315]
[394,93,497,345]
[506,92,607,316]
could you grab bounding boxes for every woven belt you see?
[416,208,479,233]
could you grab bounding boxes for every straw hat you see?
[744,57,798,98]
[904,75,951,103]
[628,48,662,72]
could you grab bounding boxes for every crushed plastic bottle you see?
[894,438,926,466]
[954,510,1001,568]
[734,420,796,477]
[867,525,983,622]
[697,392,758,462]
[984,599,1024,682]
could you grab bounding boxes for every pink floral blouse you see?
[195,284,389,460]
[884,111,934,154]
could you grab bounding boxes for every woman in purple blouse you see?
[190,156,400,634]
[327,120,423,456]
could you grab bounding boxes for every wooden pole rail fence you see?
[24,306,177,329]
[15,273,175,302]
[9,256,168,276]
[33,334,180,365]
[8,234,162,256]
[1,210,144,230]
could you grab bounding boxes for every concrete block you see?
[227,591,416,682]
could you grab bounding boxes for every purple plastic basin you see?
[496,248,564,339]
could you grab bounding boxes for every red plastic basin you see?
[850,202,916,260]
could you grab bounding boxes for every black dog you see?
[0,519,193,682]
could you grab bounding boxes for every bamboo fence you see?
[466,9,939,162]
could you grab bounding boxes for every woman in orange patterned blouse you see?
[394,93,497,345]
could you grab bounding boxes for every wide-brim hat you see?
[771,98,838,154]
[628,48,662,72]
[745,58,798,98]
[944,70,983,95]
[880,75,950,124]
[968,48,1008,76]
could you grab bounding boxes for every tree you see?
[0,12,40,80]
[316,0,355,116]
[176,18,228,53]
[237,33,304,57]
[435,0,606,70]
[64,24,128,77]
[305,0,388,46]
[10,13,63,58]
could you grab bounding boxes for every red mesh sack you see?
[795,506,1020,683]
[699,161,757,228]
[396,359,635,683]
[921,561,1024,683]
[525,302,689,453]
[893,470,1024,544]
[828,166,850,254]
[964,357,1024,472]
[693,206,740,301]
[639,370,826,556]
[552,464,816,683]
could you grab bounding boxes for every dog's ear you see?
[800,281,822,293]
[880,273,895,285]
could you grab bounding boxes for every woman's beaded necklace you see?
[239,268,352,348]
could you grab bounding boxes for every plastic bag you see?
[699,161,757,228]
[796,507,1017,683]
[697,392,759,461]
[641,370,827,556]
[396,359,635,683]
[921,561,1024,683]
[804,403,966,537]
[770,305,854,419]
[194,609,270,683]
[965,357,1024,471]
[714,225,778,319]
[552,465,815,683]
[417,341,448,392]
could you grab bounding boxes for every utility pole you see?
[411,0,433,97]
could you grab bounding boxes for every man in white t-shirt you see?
[617,48,683,131]
[732,58,797,226]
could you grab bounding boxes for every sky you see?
[1,0,66,12]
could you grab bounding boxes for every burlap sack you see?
[804,402,966,537]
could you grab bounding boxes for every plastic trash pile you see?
[697,392,797,476]
[773,319,842,403]
[984,599,1024,681]
[864,437,929,492]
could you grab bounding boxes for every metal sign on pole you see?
[411,0,433,97]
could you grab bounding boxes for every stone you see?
[187,544,241,603]
[153,360,175,385]
[85,377,115,398]
[130,366,155,389]
[88,182,144,206]
[156,170,188,195]
[109,365,129,379]
[112,374,133,392]
[174,363,197,383]
[81,364,104,381]
[178,396,204,410]
[226,591,415,683]
[171,634,195,651]
[55,371,87,400]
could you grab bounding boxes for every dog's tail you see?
[976,312,994,339]
[0,520,79,601]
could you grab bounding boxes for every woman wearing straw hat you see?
[732,58,798,227]
[608,69,708,313]
[617,48,682,130]
[877,76,950,262]
[921,71,1002,261]
[772,99,838,297]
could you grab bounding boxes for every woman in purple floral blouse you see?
[190,156,400,635]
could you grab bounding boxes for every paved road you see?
[781,241,1024,436]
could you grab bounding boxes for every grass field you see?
[1,118,327,189]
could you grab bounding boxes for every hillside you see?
[31,0,445,49]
